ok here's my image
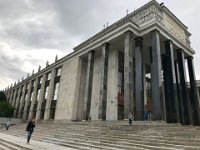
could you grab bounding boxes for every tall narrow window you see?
[56,68,62,76]
[53,83,59,100]
[47,72,51,81]
[39,76,43,84]
[44,86,49,99]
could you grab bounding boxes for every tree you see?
[0,91,14,117]
[0,91,7,101]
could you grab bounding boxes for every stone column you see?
[11,90,14,106]
[174,61,182,123]
[187,56,200,125]
[124,31,134,119]
[135,37,144,120]
[83,51,95,120]
[98,43,109,120]
[28,78,39,120]
[8,91,13,103]
[44,69,56,120]
[36,74,47,121]
[14,87,22,118]
[11,90,17,107]
[177,49,190,125]
[106,48,118,120]
[162,40,177,123]
[151,30,162,120]
[17,85,26,118]
[23,82,32,120]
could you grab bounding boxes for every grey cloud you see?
[0,0,200,89]
[0,53,27,79]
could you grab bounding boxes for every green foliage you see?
[0,91,7,101]
[0,91,14,117]
[0,101,14,117]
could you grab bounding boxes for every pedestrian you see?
[88,114,91,121]
[6,119,11,130]
[26,118,35,144]
[128,112,133,125]
[144,110,149,121]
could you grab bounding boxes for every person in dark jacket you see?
[26,118,35,144]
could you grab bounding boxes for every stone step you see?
[8,130,194,150]
[6,128,200,149]
[0,140,20,150]
[0,133,75,150]
[2,122,200,150]
[31,129,200,146]
[0,142,10,150]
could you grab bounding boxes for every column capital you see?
[186,55,193,60]
[88,50,95,54]
[164,40,173,44]
[150,29,160,34]
[176,49,183,53]
[135,36,143,41]
[102,42,110,48]
[135,37,143,47]
[124,30,133,35]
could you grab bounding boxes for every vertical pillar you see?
[36,74,46,121]
[98,43,109,120]
[83,50,95,120]
[177,49,190,125]
[23,82,32,120]
[187,56,200,125]
[14,87,21,118]
[28,78,39,120]
[106,48,118,120]
[162,40,177,123]
[174,61,182,123]
[8,91,13,103]
[151,30,162,120]
[44,69,56,120]
[11,90,17,107]
[135,37,144,120]
[17,85,26,118]
[124,31,134,119]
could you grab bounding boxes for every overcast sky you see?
[0,0,200,90]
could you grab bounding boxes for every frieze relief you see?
[128,4,189,47]
[162,13,186,44]
[129,4,162,26]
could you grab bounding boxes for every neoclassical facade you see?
[4,0,200,125]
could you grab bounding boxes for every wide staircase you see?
[0,121,200,150]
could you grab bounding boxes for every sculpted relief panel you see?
[162,13,186,44]
[129,4,162,26]
[128,4,188,46]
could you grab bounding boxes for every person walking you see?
[6,119,11,130]
[26,118,35,144]
[144,110,149,121]
[128,112,133,125]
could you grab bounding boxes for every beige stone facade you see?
[3,0,200,125]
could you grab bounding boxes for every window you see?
[44,86,49,99]
[118,71,123,94]
[22,86,25,91]
[53,83,59,100]
[30,92,33,101]
[32,80,35,87]
[26,83,29,90]
[47,72,51,80]
[19,95,22,102]
[56,68,62,76]
[24,94,28,101]
[39,76,43,84]
[36,89,41,101]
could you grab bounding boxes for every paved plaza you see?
[0,121,200,149]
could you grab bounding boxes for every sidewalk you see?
[0,133,75,150]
